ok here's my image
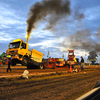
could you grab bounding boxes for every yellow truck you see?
[6,39,44,69]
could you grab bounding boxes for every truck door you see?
[21,42,26,49]
[20,42,27,55]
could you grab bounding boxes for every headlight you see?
[15,54,18,57]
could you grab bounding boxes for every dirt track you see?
[0,65,100,100]
[0,65,100,76]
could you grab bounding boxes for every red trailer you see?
[43,58,68,69]
[43,50,77,69]
[44,58,56,69]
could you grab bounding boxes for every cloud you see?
[94,27,100,42]
[0,32,14,42]
[58,28,100,53]
[0,3,27,42]
[30,28,54,39]
[0,4,25,29]
[29,39,56,48]
[0,43,8,54]
[85,6,100,20]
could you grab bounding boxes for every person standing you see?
[7,57,12,72]
[80,56,85,70]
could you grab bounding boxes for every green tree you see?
[87,51,98,65]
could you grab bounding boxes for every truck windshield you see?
[69,52,74,55]
[9,42,20,49]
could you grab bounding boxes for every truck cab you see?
[65,50,77,68]
[6,39,30,65]
[6,39,43,68]
[68,50,74,60]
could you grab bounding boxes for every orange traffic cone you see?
[69,65,72,73]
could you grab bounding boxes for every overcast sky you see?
[0,0,100,62]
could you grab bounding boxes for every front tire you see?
[22,57,28,66]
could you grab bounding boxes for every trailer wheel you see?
[22,57,28,66]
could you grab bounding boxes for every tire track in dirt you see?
[0,70,100,100]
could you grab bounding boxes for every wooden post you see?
[89,61,90,66]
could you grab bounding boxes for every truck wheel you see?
[39,65,44,69]
[22,57,28,66]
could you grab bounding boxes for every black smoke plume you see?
[26,0,99,55]
[26,0,71,42]
[73,6,84,20]
[59,28,100,53]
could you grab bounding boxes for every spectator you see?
[80,56,85,70]
[7,57,12,72]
